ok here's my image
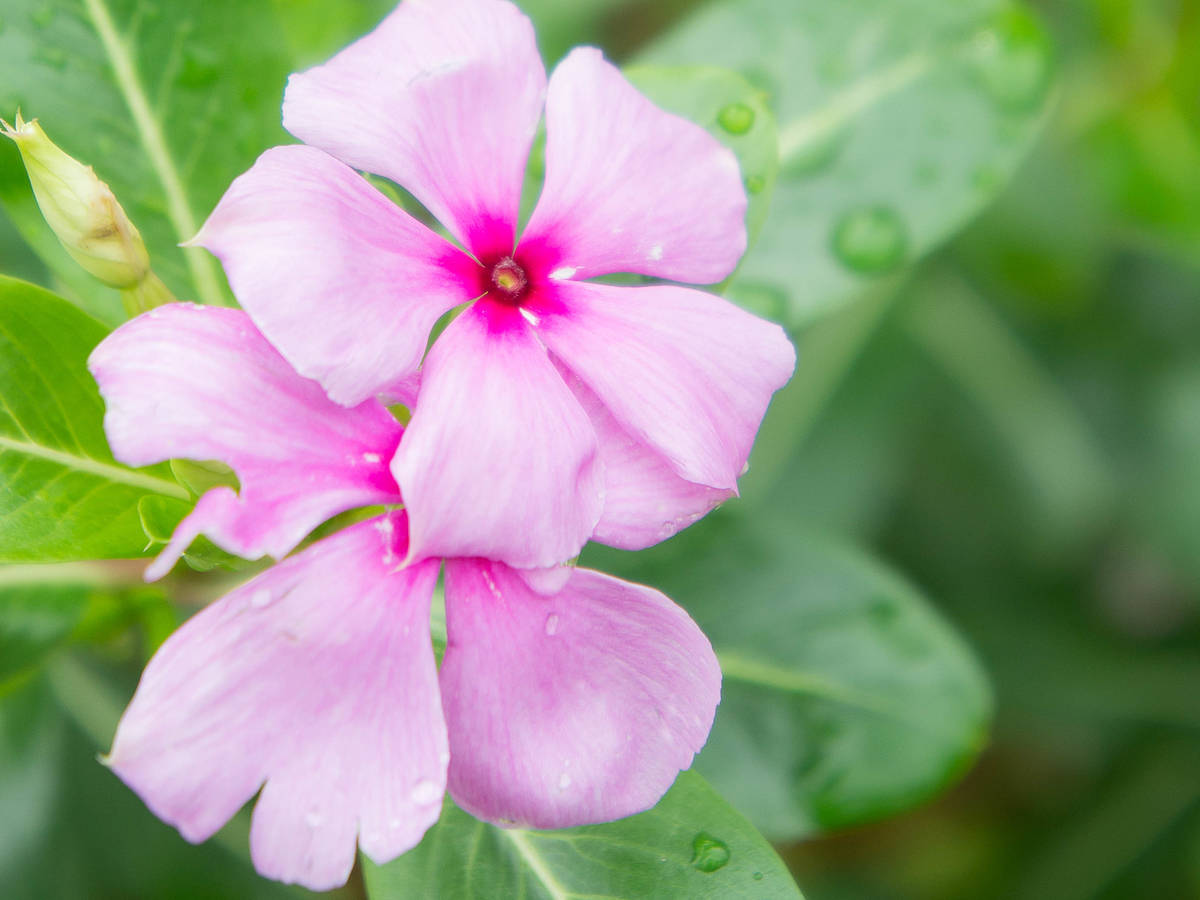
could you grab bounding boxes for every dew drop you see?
[690,832,731,873]
[744,174,766,195]
[34,46,67,70]
[717,102,755,135]
[250,588,272,609]
[305,810,322,828]
[410,778,440,806]
[968,7,1053,113]
[753,871,764,881]
[544,613,559,636]
[830,206,908,275]
[557,772,571,790]
[648,243,664,261]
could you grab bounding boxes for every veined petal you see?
[88,305,403,577]
[391,302,602,568]
[283,0,545,254]
[535,281,795,490]
[192,145,473,407]
[106,513,446,892]
[563,371,732,550]
[521,48,746,283]
[440,559,721,828]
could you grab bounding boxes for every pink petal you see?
[88,305,403,578]
[534,281,795,490]
[106,513,446,892]
[192,145,474,407]
[390,302,602,569]
[564,372,732,550]
[440,559,721,828]
[283,0,545,254]
[520,47,746,284]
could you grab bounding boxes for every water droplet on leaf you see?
[691,833,731,873]
[969,7,1053,112]
[753,871,764,881]
[717,102,755,135]
[544,613,559,636]
[34,47,67,70]
[744,174,766,195]
[831,206,908,275]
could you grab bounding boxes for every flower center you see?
[489,256,528,305]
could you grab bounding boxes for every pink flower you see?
[192,0,795,571]
[88,305,722,891]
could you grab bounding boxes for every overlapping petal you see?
[391,302,602,568]
[283,0,545,253]
[563,372,732,550]
[535,281,795,490]
[439,559,721,828]
[106,513,446,891]
[88,305,403,578]
[191,146,474,407]
[521,47,747,283]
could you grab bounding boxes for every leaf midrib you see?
[0,434,187,499]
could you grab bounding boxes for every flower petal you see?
[520,47,746,283]
[192,145,473,407]
[440,559,721,828]
[283,0,545,254]
[391,302,602,568]
[88,305,403,577]
[106,513,446,892]
[535,281,795,490]
[563,371,732,550]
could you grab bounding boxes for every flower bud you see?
[3,113,150,289]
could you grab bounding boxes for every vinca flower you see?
[89,305,721,891]
[193,0,796,571]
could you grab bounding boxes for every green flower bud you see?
[3,112,150,289]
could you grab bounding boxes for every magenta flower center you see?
[487,256,529,305]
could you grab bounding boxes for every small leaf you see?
[0,276,188,562]
[363,771,803,899]
[585,513,992,839]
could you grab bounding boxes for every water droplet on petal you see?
[362,451,382,464]
[410,778,441,806]
[557,772,571,790]
[544,613,559,636]
[250,589,272,608]
[690,833,731,873]
[831,206,908,275]
[717,102,755,135]
[305,810,323,828]
[968,7,1053,112]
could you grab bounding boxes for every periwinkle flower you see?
[90,305,721,890]
[192,0,796,571]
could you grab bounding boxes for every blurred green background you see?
[1,0,1199,898]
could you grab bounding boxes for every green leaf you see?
[0,275,187,562]
[584,513,992,839]
[362,771,803,899]
[0,578,90,685]
[626,66,779,253]
[640,0,1056,325]
[138,494,246,573]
